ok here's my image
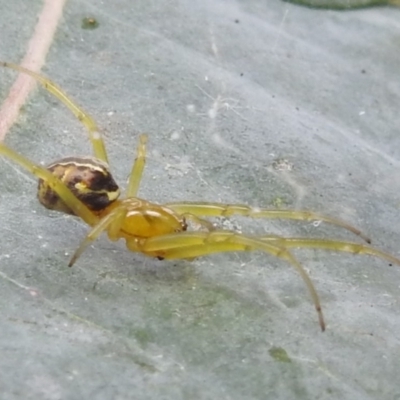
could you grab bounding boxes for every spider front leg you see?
[0,61,108,163]
[165,202,372,243]
[137,231,326,331]
[259,236,400,266]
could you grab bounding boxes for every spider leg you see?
[126,134,147,197]
[0,61,108,163]
[259,236,400,266]
[139,231,325,331]
[68,206,129,267]
[165,202,371,243]
[182,213,215,231]
[0,143,98,226]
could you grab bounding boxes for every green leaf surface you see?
[1,1,400,399]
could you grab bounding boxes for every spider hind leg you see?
[0,144,98,226]
[0,61,108,162]
[126,134,148,197]
[68,205,129,267]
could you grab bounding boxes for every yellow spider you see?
[1,61,399,332]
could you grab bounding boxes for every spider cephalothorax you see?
[1,60,399,331]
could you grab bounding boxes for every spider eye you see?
[37,156,120,214]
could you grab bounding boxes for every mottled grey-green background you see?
[1,1,399,399]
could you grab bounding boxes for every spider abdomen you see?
[38,156,120,214]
